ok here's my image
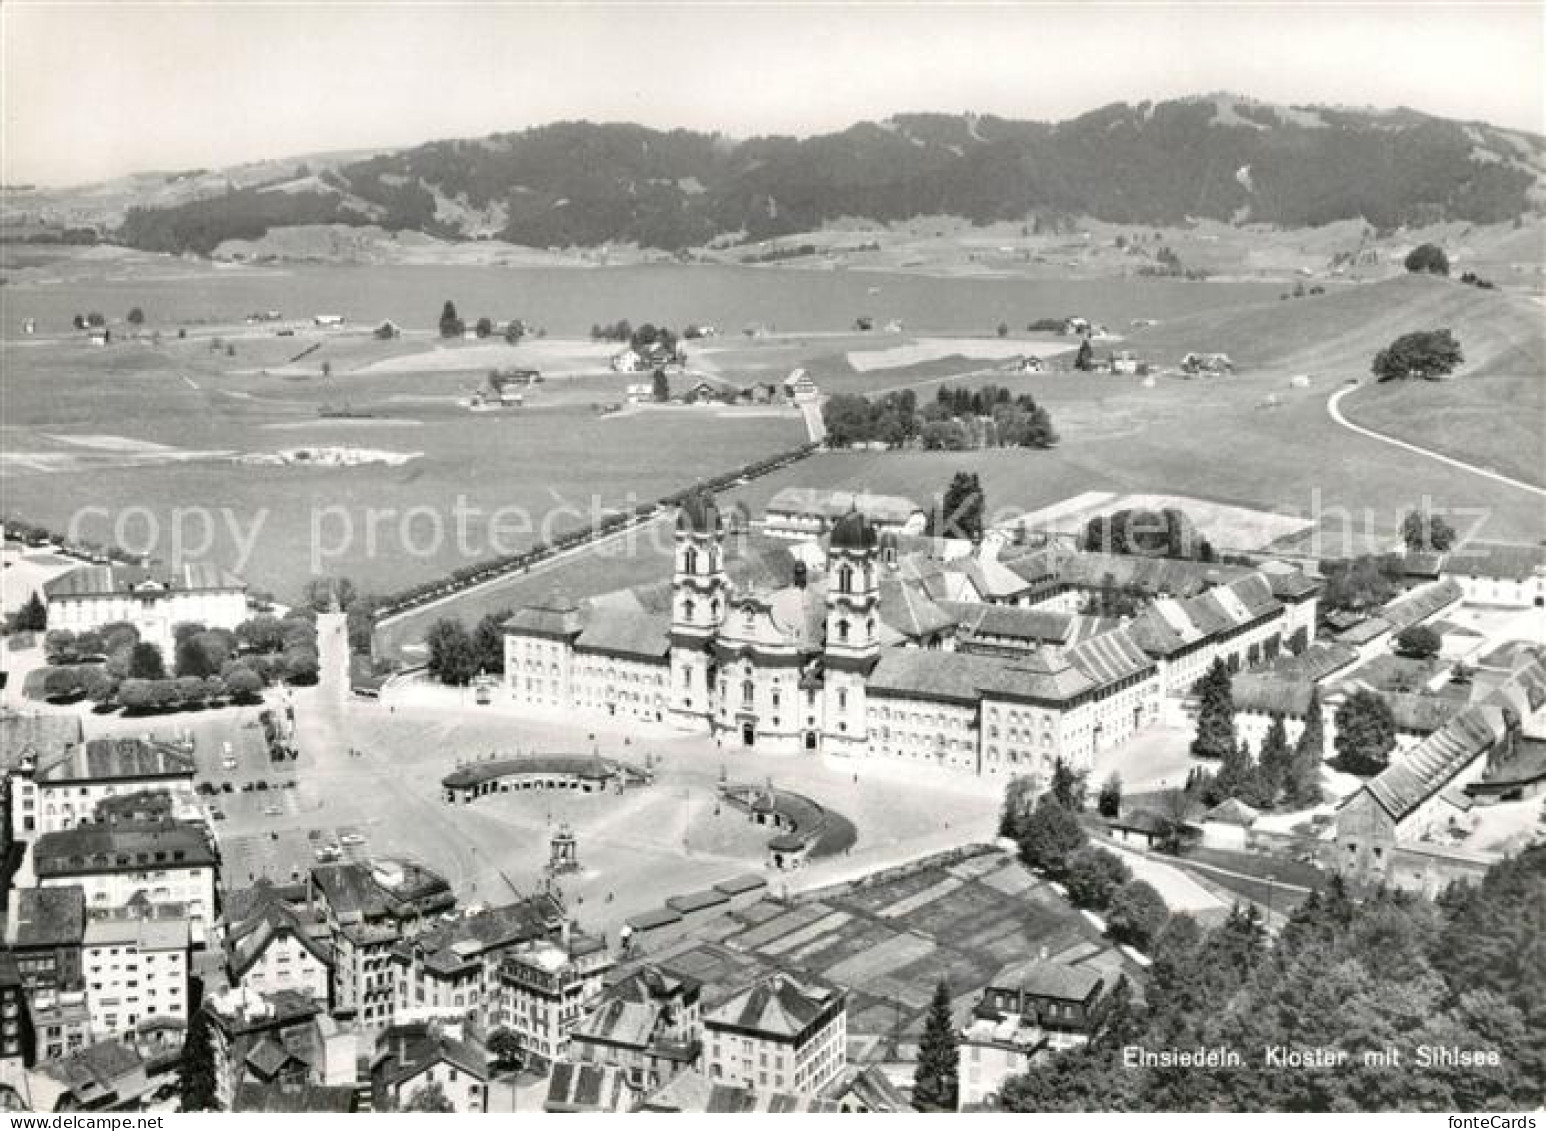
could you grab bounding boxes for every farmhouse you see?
[371,1022,490,1113]
[1444,542,1546,608]
[43,562,247,654]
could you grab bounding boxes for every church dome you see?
[676,493,721,535]
[829,508,878,551]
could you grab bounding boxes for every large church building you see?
[499,495,1313,789]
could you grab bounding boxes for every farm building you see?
[762,487,925,542]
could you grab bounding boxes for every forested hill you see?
[114,96,1546,254]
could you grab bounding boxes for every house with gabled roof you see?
[10,735,196,841]
[568,965,702,1092]
[371,1021,489,1113]
[703,973,846,1097]
[224,898,331,1006]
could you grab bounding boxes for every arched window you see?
[710,598,720,619]
[683,598,696,621]
[741,680,755,707]
[684,547,699,574]
[836,619,850,643]
[866,617,876,638]
[838,564,854,593]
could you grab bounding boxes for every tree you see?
[438,300,464,339]
[128,641,166,680]
[1190,658,1235,760]
[1097,773,1123,819]
[488,1028,524,1073]
[1074,339,1094,371]
[225,665,264,703]
[118,679,156,713]
[1212,738,1257,806]
[912,980,960,1111]
[475,316,494,338]
[236,615,286,654]
[998,775,1039,840]
[1395,625,1443,659]
[1064,846,1133,911]
[1334,689,1397,775]
[80,666,119,704]
[1106,880,1169,950]
[473,611,509,675]
[1156,788,1200,854]
[12,590,47,631]
[281,644,320,685]
[1049,756,1088,811]
[178,1005,219,1111]
[426,619,477,685]
[1371,329,1464,382]
[652,368,670,402]
[996,321,1009,338]
[1016,793,1087,880]
[931,471,985,541]
[1255,716,1292,807]
[127,306,145,326]
[403,1081,455,1113]
[1401,508,1458,553]
[175,634,220,679]
[43,667,83,700]
[504,319,525,345]
[1404,243,1450,276]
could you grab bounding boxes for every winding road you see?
[1327,385,1546,499]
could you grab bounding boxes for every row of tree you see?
[1081,506,1215,562]
[823,385,1058,451]
[1190,658,1325,809]
[424,612,510,685]
[438,301,528,343]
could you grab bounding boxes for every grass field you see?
[1,333,805,602]
[1339,374,1544,488]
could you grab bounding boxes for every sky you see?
[3,2,1543,187]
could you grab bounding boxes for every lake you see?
[3,258,1283,337]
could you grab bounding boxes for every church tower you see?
[821,509,881,756]
[669,493,727,730]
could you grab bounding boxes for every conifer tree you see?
[912,980,960,1111]
[178,1006,219,1112]
[1190,658,1236,760]
[1286,687,1325,807]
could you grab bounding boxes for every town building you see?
[27,820,216,939]
[371,1022,489,1113]
[1444,543,1546,608]
[8,736,197,841]
[81,917,189,1042]
[544,1061,638,1112]
[568,965,703,1092]
[0,954,31,1068]
[309,859,456,1031]
[640,1065,841,1112]
[492,934,611,1063]
[389,895,565,1030]
[204,986,357,1112]
[3,887,88,1063]
[959,959,1117,1109]
[702,973,846,1097]
[223,899,332,1006]
[42,562,247,655]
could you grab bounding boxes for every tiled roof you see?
[643,1068,841,1113]
[312,859,454,923]
[0,713,83,770]
[574,609,671,660]
[1446,542,1546,582]
[7,885,86,949]
[235,1083,356,1112]
[43,562,245,599]
[33,820,215,877]
[766,487,921,525]
[1384,693,1466,734]
[1055,552,1252,598]
[35,1039,146,1104]
[546,1061,632,1112]
[706,973,840,1039]
[878,573,956,640]
[33,737,195,784]
[503,587,585,638]
[1110,809,1169,836]
[1270,642,1359,683]
[408,895,563,974]
[1066,629,1155,686]
[1203,799,1261,827]
[227,903,330,978]
[1380,579,1463,631]
[942,603,1120,647]
[990,958,1105,1003]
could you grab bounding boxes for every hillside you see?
[1123,273,1546,376]
[92,96,1546,255]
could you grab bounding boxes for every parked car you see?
[210,809,226,821]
